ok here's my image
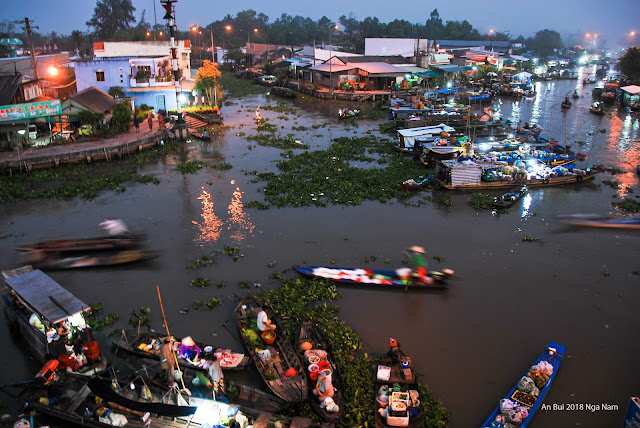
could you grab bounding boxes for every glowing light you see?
[178,94,187,104]
[255,108,262,121]
[225,25,231,31]
[446,81,452,88]
[146,31,151,36]
[191,25,197,32]
[47,65,58,77]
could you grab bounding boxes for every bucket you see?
[82,341,100,362]
[57,353,76,370]
[310,361,330,381]
[261,331,276,345]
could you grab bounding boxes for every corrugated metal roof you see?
[336,55,408,64]
[0,73,22,105]
[69,86,117,113]
[621,85,640,95]
[4,269,90,324]
[356,62,407,75]
[308,64,355,73]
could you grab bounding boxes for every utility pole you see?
[21,18,41,90]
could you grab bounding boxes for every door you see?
[156,95,166,112]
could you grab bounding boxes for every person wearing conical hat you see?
[179,336,201,362]
[405,246,428,285]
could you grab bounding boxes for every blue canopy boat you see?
[480,342,566,428]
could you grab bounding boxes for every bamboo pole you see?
[156,285,188,393]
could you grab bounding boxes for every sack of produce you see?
[527,370,549,389]
[499,399,518,414]
[507,406,529,425]
[516,376,534,393]
[532,361,554,376]
[530,386,540,397]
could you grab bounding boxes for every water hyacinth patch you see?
[246,135,427,208]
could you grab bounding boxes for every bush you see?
[108,86,125,98]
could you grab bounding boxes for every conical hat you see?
[409,246,425,253]
[181,336,195,346]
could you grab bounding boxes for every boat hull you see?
[436,171,598,190]
[294,266,451,289]
[479,342,566,428]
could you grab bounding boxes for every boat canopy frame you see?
[3,268,90,325]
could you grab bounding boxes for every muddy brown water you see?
[1,67,639,427]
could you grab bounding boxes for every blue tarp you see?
[435,88,456,94]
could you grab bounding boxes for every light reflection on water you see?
[227,184,255,243]
[193,187,223,243]
[520,193,532,218]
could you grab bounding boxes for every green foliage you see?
[86,0,137,40]
[526,29,563,56]
[522,235,544,244]
[219,70,269,98]
[246,135,427,208]
[603,180,620,189]
[78,110,103,126]
[611,198,640,213]
[190,278,211,288]
[109,86,126,98]
[111,101,132,133]
[467,192,493,210]
[177,160,206,174]
[615,47,640,82]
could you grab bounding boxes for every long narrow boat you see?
[23,248,158,270]
[234,297,308,404]
[493,185,528,209]
[558,214,640,230]
[402,174,434,189]
[26,373,316,428]
[15,233,147,253]
[375,339,423,428]
[293,266,454,289]
[2,266,107,377]
[111,329,250,372]
[480,342,566,428]
[296,320,345,424]
[434,159,603,190]
[270,86,297,98]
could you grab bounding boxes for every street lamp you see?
[631,31,638,47]
[489,29,494,51]
[329,24,339,94]
[208,24,231,63]
[246,28,258,69]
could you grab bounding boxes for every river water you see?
[1,66,639,427]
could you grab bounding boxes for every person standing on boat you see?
[405,246,428,284]
[160,337,177,387]
[206,356,225,397]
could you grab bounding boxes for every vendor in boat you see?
[405,246,429,285]
[9,290,25,311]
[202,130,209,138]
[206,355,225,397]
[160,337,177,387]
[313,370,335,401]
[179,336,201,362]
[257,309,276,332]
[387,338,403,364]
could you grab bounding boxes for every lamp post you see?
[489,28,494,51]
[246,28,258,69]
[630,31,638,47]
[208,24,231,63]
[329,24,338,94]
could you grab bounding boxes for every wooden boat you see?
[558,214,640,230]
[434,159,604,190]
[293,266,454,289]
[2,266,107,377]
[338,107,360,119]
[111,329,250,372]
[572,91,579,99]
[188,129,210,140]
[270,86,297,98]
[561,100,572,109]
[589,102,604,115]
[23,248,158,270]
[375,339,423,428]
[234,297,308,403]
[296,320,345,424]
[25,373,312,428]
[402,174,434,189]
[479,342,566,428]
[493,186,528,209]
[15,233,146,253]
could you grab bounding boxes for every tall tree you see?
[195,60,222,106]
[424,9,444,39]
[526,29,563,56]
[86,0,136,41]
[616,47,640,82]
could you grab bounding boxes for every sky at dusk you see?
[5,0,640,49]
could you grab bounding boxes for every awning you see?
[435,88,456,94]
[503,66,517,70]
[4,269,90,324]
[621,85,640,95]
[416,69,443,77]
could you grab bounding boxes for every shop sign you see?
[0,100,62,122]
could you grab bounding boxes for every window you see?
[95,70,105,82]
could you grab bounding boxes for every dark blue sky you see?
[5,0,640,49]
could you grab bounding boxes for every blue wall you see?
[75,58,187,111]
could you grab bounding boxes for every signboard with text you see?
[0,99,61,123]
